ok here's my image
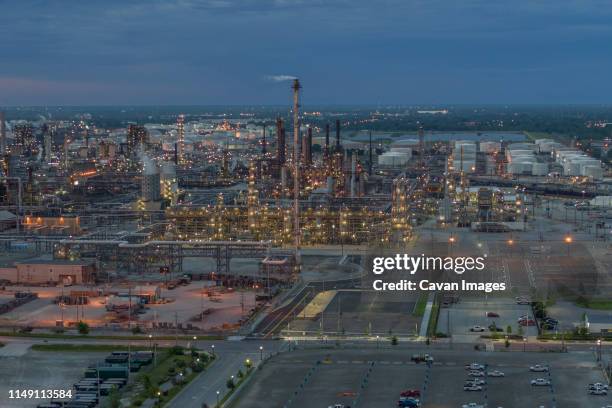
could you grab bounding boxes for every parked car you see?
[470,326,486,332]
[486,312,499,318]
[465,379,486,386]
[397,397,420,407]
[488,370,505,377]
[531,378,551,386]
[400,390,420,398]
[465,363,485,371]
[463,385,483,391]
[589,389,608,396]
[468,370,485,377]
[529,365,549,372]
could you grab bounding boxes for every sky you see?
[2,0,612,106]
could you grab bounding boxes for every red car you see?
[400,390,420,398]
[518,318,536,326]
[486,312,500,318]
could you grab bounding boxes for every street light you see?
[148,334,153,348]
[211,344,215,357]
[376,335,380,349]
[259,345,264,361]
[216,390,220,407]
[597,339,602,361]
[564,235,572,256]
[523,337,527,352]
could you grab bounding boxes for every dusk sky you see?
[2,0,612,106]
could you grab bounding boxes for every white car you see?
[468,370,485,377]
[488,370,505,377]
[465,363,485,371]
[529,365,549,372]
[463,385,483,391]
[470,326,486,332]
[465,379,486,386]
[589,388,608,396]
[588,383,609,390]
[461,404,484,408]
[531,378,551,386]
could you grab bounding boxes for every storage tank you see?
[390,147,413,158]
[508,162,532,174]
[479,141,501,154]
[378,152,410,167]
[564,162,582,176]
[531,163,548,176]
[583,165,603,180]
[508,142,535,151]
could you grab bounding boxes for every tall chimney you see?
[0,111,5,155]
[276,118,285,165]
[325,123,330,157]
[302,126,312,165]
[262,124,267,154]
[335,119,341,151]
[291,78,301,251]
[369,130,373,175]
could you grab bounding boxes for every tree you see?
[506,325,512,335]
[391,336,398,346]
[226,378,235,390]
[77,321,89,335]
[107,387,120,408]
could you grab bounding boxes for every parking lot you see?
[437,296,539,338]
[286,290,421,336]
[232,348,611,408]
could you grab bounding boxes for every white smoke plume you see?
[265,74,298,82]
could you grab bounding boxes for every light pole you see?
[523,337,527,352]
[376,335,379,349]
[148,334,153,349]
[211,344,215,357]
[259,345,263,361]
[597,339,602,361]
[564,235,572,256]
[216,390,220,407]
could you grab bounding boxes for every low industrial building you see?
[0,259,96,285]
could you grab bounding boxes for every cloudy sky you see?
[1,0,612,105]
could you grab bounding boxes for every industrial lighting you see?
[564,236,572,244]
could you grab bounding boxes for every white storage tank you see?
[479,141,501,154]
[564,162,582,176]
[508,162,532,174]
[582,165,603,180]
[378,152,411,167]
[390,147,413,158]
[531,163,548,176]
[452,160,476,173]
[508,142,536,151]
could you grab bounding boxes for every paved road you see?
[169,340,287,408]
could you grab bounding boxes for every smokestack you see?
[369,130,373,175]
[335,119,341,152]
[302,126,312,165]
[0,112,5,155]
[276,118,285,165]
[350,153,356,197]
[262,124,267,154]
[174,143,178,165]
[292,78,301,252]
